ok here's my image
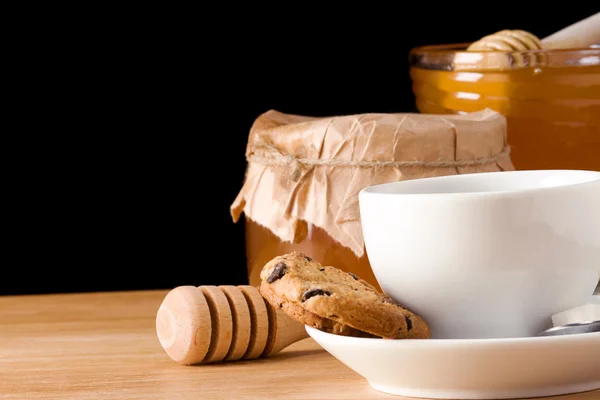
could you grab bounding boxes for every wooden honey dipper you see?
[467,12,600,51]
[451,12,600,70]
[156,285,309,365]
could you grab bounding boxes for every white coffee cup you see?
[358,170,600,339]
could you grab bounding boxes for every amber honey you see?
[409,44,600,171]
[245,218,380,290]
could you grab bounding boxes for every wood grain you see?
[0,290,598,400]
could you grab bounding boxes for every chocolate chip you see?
[348,272,359,280]
[304,255,312,261]
[405,315,413,331]
[301,288,331,302]
[266,262,287,283]
[319,268,325,272]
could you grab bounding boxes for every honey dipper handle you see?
[541,12,600,49]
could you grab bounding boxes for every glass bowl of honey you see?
[409,43,600,171]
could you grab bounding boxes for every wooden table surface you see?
[1,290,598,400]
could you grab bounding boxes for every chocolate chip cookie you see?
[259,251,431,339]
[262,285,375,338]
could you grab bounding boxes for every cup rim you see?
[360,170,600,198]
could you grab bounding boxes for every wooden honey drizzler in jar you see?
[156,285,309,365]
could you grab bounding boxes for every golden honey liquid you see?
[410,65,600,171]
[245,218,380,290]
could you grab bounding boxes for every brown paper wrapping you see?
[231,109,514,258]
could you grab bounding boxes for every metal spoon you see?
[537,320,600,337]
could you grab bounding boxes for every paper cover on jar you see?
[231,109,514,258]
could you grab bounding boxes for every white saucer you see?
[306,326,600,399]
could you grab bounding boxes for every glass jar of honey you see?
[232,109,514,288]
[409,43,600,171]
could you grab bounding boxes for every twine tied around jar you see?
[247,140,511,181]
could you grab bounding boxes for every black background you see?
[4,6,598,296]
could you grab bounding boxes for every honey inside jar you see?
[409,43,600,171]
[245,218,379,289]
